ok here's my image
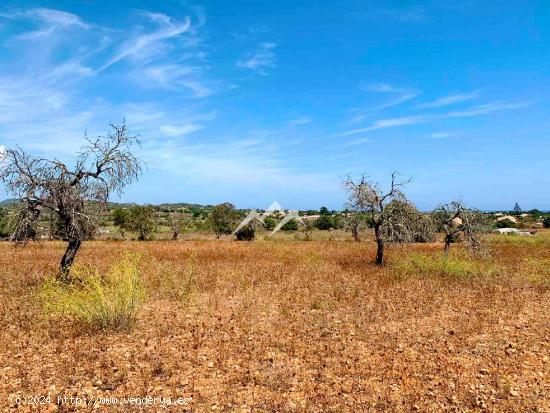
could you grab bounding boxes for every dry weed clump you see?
[520,257,550,289]
[41,253,145,331]
[146,253,198,303]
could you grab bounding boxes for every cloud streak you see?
[159,123,204,137]
[333,99,531,142]
[236,42,277,74]
[288,117,311,127]
[417,90,480,108]
[349,82,419,124]
[381,7,429,23]
[447,101,532,117]
[0,8,90,39]
[429,131,452,139]
[334,115,431,138]
[99,13,192,71]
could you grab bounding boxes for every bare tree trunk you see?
[444,233,452,255]
[60,238,82,281]
[374,223,384,265]
[352,223,361,242]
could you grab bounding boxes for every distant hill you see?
[106,201,211,210]
[0,198,212,210]
[0,198,18,206]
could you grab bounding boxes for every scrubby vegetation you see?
[41,253,145,331]
[235,224,255,241]
[393,251,501,280]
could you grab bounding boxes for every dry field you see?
[0,235,549,412]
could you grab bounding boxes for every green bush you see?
[113,207,129,227]
[41,254,145,331]
[236,224,255,240]
[127,205,157,240]
[495,218,517,228]
[281,219,299,231]
[543,216,550,228]
[263,217,277,230]
[315,215,334,230]
[0,208,9,238]
[208,203,237,238]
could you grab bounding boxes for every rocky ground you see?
[0,238,549,412]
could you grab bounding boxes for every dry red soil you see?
[1,239,549,412]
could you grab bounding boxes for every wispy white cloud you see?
[417,90,480,108]
[0,8,90,39]
[334,98,532,141]
[349,82,419,123]
[381,7,429,23]
[347,137,372,146]
[447,101,532,117]
[99,12,192,71]
[0,75,71,115]
[288,117,311,127]
[138,64,214,98]
[372,115,430,129]
[236,42,277,74]
[361,82,405,93]
[159,123,204,137]
[429,131,452,139]
[46,61,95,81]
[366,92,418,112]
[142,137,338,198]
[334,115,430,138]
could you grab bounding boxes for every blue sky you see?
[0,1,549,210]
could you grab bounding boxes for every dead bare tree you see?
[0,123,141,280]
[432,201,488,255]
[343,172,411,265]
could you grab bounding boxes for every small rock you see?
[509,389,519,397]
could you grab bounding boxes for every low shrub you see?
[495,218,517,229]
[314,215,334,230]
[281,219,299,231]
[236,225,255,240]
[41,253,145,331]
[263,217,277,230]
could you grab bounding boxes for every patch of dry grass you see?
[0,239,548,412]
[41,253,145,331]
[392,250,502,280]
